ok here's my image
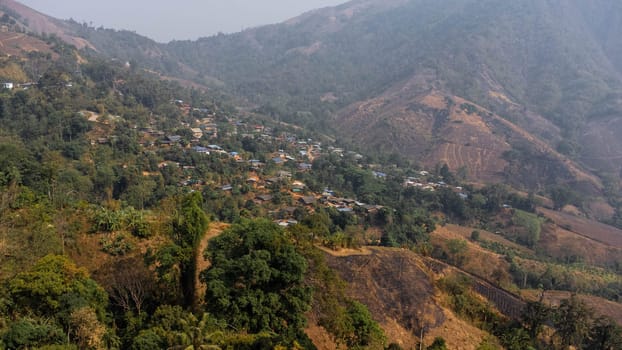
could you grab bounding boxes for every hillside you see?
[0,2,622,349]
[4,0,622,197]
[161,0,622,195]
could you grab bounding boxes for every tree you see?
[1,318,66,349]
[584,316,622,350]
[69,307,107,350]
[201,219,311,345]
[426,337,448,350]
[521,300,551,339]
[470,230,480,242]
[344,301,386,349]
[153,192,209,307]
[446,239,468,266]
[8,255,108,322]
[554,296,593,348]
[170,313,223,350]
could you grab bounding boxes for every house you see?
[2,82,13,90]
[246,176,259,185]
[167,135,182,143]
[265,177,281,185]
[298,163,312,171]
[221,184,233,191]
[255,194,273,203]
[191,128,203,139]
[372,171,387,179]
[278,171,293,178]
[272,157,284,165]
[323,188,336,197]
[249,160,264,169]
[361,204,384,214]
[299,196,317,206]
[192,146,210,154]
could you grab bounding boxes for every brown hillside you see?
[0,31,55,58]
[581,115,622,175]
[0,0,93,49]
[523,290,622,326]
[335,79,602,191]
[322,247,492,349]
[538,207,622,248]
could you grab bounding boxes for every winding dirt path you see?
[194,222,229,307]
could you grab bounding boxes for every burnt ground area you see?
[324,247,445,332]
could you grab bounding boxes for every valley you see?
[0,0,621,349]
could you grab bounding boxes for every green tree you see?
[584,316,622,350]
[201,219,311,345]
[446,239,468,266]
[8,255,108,322]
[521,300,551,339]
[427,337,448,350]
[344,301,386,349]
[153,192,209,307]
[554,296,593,348]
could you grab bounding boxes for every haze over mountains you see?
[3,2,622,348]
[4,0,622,195]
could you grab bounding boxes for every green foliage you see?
[344,301,386,349]
[521,300,551,339]
[475,336,502,350]
[446,239,468,266]
[554,295,593,348]
[438,274,500,330]
[426,337,447,350]
[1,318,66,349]
[100,234,134,256]
[8,255,108,321]
[470,230,480,241]
[202,219,311,344]
[172,192,209,249]
[549,186,582,210]
[510,210,543,248]
[585,316,622,350]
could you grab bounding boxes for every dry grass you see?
[539,207,622,248]
[522,290,622,325]
[194,222,229,304]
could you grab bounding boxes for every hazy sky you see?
[18,0,347,42]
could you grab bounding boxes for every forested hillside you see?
[0,1,622,349]
[164,0,622,189]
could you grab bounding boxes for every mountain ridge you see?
[4,0,622,200]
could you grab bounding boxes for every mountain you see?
[163,0,622,194]
[5,0,622,196]
[0,0,190,76]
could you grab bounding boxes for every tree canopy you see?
[201,218,311,345]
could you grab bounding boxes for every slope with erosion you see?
[0,0,93,49]
[5,0,622,196]
[322,247,493,349]
[335,80,603,192]
[0,31,56,58]
[162,0,622,181]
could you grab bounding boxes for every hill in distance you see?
[5,0,622,199]
[162,0,622,197]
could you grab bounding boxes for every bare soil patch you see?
[538,207,622,248]
[194,222,229,304]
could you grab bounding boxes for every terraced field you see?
[539,207,622,248]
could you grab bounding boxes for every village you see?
[83,98,469,229]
